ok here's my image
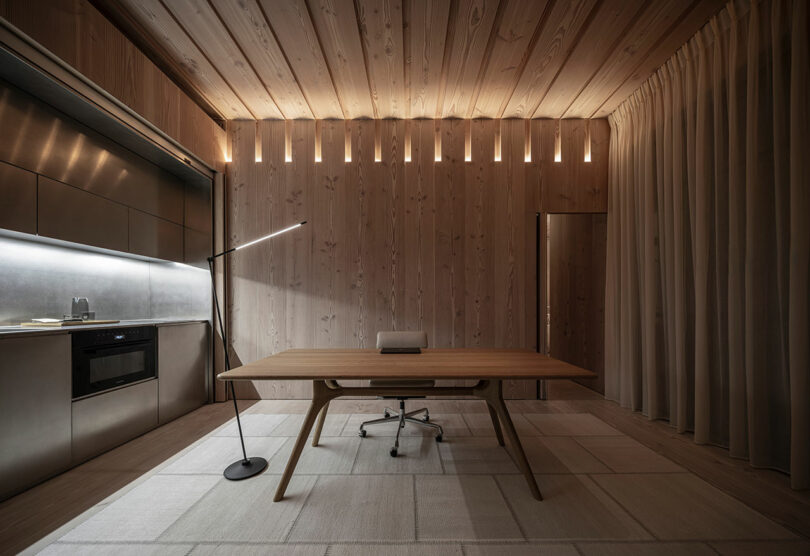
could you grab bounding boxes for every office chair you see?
[358,331,444,457]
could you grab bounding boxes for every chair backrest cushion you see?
[376,330,428,349]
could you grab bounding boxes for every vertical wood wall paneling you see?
[226,118,607,399]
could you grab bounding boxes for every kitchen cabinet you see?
[158,322,208,424]
[128,208,184,262]
[0,334,71,501]
[0,161,37,234]
[71,379,159,464]
[37,176,128,252]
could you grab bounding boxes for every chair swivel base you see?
[224,457,268,480]
[359,401,444,457]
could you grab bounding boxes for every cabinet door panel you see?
[37,176,128,252]
[0,161,36,234]
[128,208,184,262]
[0,334,71,501]
[158,322,208,424]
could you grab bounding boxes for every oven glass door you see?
[73,341,156,398]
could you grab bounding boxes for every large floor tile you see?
[161,436,287,474]
[341,413,470,438]
[520,438,579,474]
[438,437,519,474]
[462,544,580,556]
[574,436,685,473]
[416,475,523,541]
[213,414,288,437]
[523,436,613,473]
[190,544,327,556]
[328,544,463,556]
[60,475,219,542]
[524,414,622,436]
[287,475,415,542]
[592,474,797,540]
[462,413,539,437]
[576,541,717,556]
[271,413,350,437]
[496,474,651,540]
[160,475,315,542]
[38,544,193,555]
[267,436,360,474]
[710,540,810,555]
[353,436,442,474]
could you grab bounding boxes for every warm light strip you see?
[404,120,412,163]
[554,119,562,163]
[464,119,472,162]
[284,120,292,163]
[235,222,306,252]
[314,120,322,163]
[584,119,591,163]
[374,120,382,162]
[434,120,442,162]
[494,120,502,162]
[225,121,233,163]
[524,119,531,162]
[254,121,262,163]
[344,121,352,162]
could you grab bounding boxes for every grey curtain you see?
[605,0,809,489]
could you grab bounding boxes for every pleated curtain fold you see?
[605,0,809,489]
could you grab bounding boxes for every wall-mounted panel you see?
[0,160,36,234]
[225,118,607,399]
[37,176,128,252]
[128,209,183,262]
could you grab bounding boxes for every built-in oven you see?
[72,326,157,399]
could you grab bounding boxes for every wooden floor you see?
[1,381,808,555]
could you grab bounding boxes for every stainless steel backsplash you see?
[0,233,211,324]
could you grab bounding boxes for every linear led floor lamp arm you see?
[207,220,307,480]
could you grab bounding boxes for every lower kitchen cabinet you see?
[0,334,71,501]
[158,322,208,424]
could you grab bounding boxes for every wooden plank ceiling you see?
[106,0,724,121]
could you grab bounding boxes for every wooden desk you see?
[218,349,596,502]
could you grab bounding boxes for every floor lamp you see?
[208,220,307,480]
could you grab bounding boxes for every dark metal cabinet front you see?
[128,208,184,262]
[158,322,208,425]
[0,334,71,501]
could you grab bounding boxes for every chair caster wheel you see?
[384,411,391,418]
[359,429,367,438]
[390,448,398,457]
[435,435,443,443]
[423,415,430,422]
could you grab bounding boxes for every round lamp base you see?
[223,457,268,480]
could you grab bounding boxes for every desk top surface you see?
[218,348,596,381]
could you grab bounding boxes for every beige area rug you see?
[27,403,808,556]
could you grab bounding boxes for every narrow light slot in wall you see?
[314,119,322,163]
[284,120,292,163]
[494,120,502,162]
[584,119,592,163]
[434,120,442,162]
[345,121,352,163]
[404,120,412,163]
[464,119,472,162]
[554,119,562,163]
[254,121,262,163]
[225,120,233,163]
[524,119,531,162]
[374,120,382,163]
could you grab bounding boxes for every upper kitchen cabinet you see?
[0,160,36,234]
[38,176,128,252]
[128,209,184,262]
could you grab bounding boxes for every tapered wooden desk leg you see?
[486,403,505,446]
[312,401,330,447]
[274,381,333,502]
[480,380,543,501]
